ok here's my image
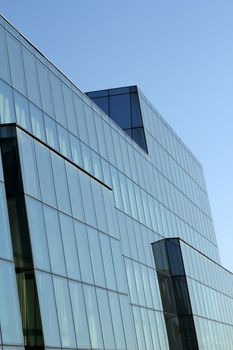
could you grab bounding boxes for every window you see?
[51,153,71,214]
[63,84,77,133]
[36,271,60,347]
[69,281,91,348]
[59,213,81,280]
[53,276,76,348]
[96,288,116,349]
[83,285,104,349]
[37,61,54,116]
[29,103,46,141]
[87,227,105,287]
[74,220,94,284]
[0,79,15,123]
[17,130,40,199]
[7,33,26,95]
[65,163,85,221]
[100,234,117,291]
[35,142,56,207]
[50,73,67,127]
[108,292,126,350]
[0,261,23,345]
[43,205,66,276]
[22,48,41,107]
[0,26,10,83]
[14,91,31,131]
[26,197,50,271]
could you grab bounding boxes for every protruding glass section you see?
[86,86,148,152]
[152,238,199,350]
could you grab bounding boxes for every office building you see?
[0,13,232,350]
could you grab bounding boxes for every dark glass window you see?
[131,93,143,127]
[158,272,177,314]
[92,97,109,116]
[109,94,131,129]
[166,239,184,276]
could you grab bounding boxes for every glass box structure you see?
[0,13,232,350]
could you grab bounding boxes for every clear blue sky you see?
[1,0,232,270]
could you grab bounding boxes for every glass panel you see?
[7,33,26,95]
[37,62,54,116]
[74,220,94,284]
[18,131,40,199]
[22,48,41,106]
[29,103,46,141]
[0,261,23,345]
[50,73,67,127]
[119,295,138,350]
[57,125,71,158]
[0,79,15,123]
[65,164,85,221]
[70,134,83,167]
[109,94,131,129]
[87,227,105,287]
[59,213,81,280]
[36,271,61,347]
[133,306,146,350]
[14,91,31,131]
[0,26,10,83]
[100,234,117,291]
[79,172,97,227]
[43,205,66,276]
[44,113,59,149]
[110,239,127,293]
[51,153,71,214]
[74,95,89,144]
[53,276,76,348]
[63,84,77,132]
[83,285,104,349]
[34,142,56,207]
[0,184,13,260]
[108,292,126,350]
[141,308,154,350]
[26,197,50,271]
[96,288,116,350]
[69,281,91,349]
[91,181,107,233]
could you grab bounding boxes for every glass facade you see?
[0,12,232,350]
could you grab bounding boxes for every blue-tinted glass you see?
[50,73,67,127]
[0,184,13,260]
[30,103,46,141]
[26,197,50,271]
[0,26,11,83]
[43,205,66,276]
[0,80,15,123]
[14,91,31,131]
[34,142,57,207]
[36,272,61,347]
[69,281,91,348]
[74,220,94,284]
[22,48,41,107]
[0,261,23,345]
[7,33,26,95]
[109,94,131,129]
[83,285,104,349]
[37,62,54,116]
[51,153,71,214]
[44,113,59,149]
[92,96,109,116]
[53,276,76,348]
[59,213,81,280]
